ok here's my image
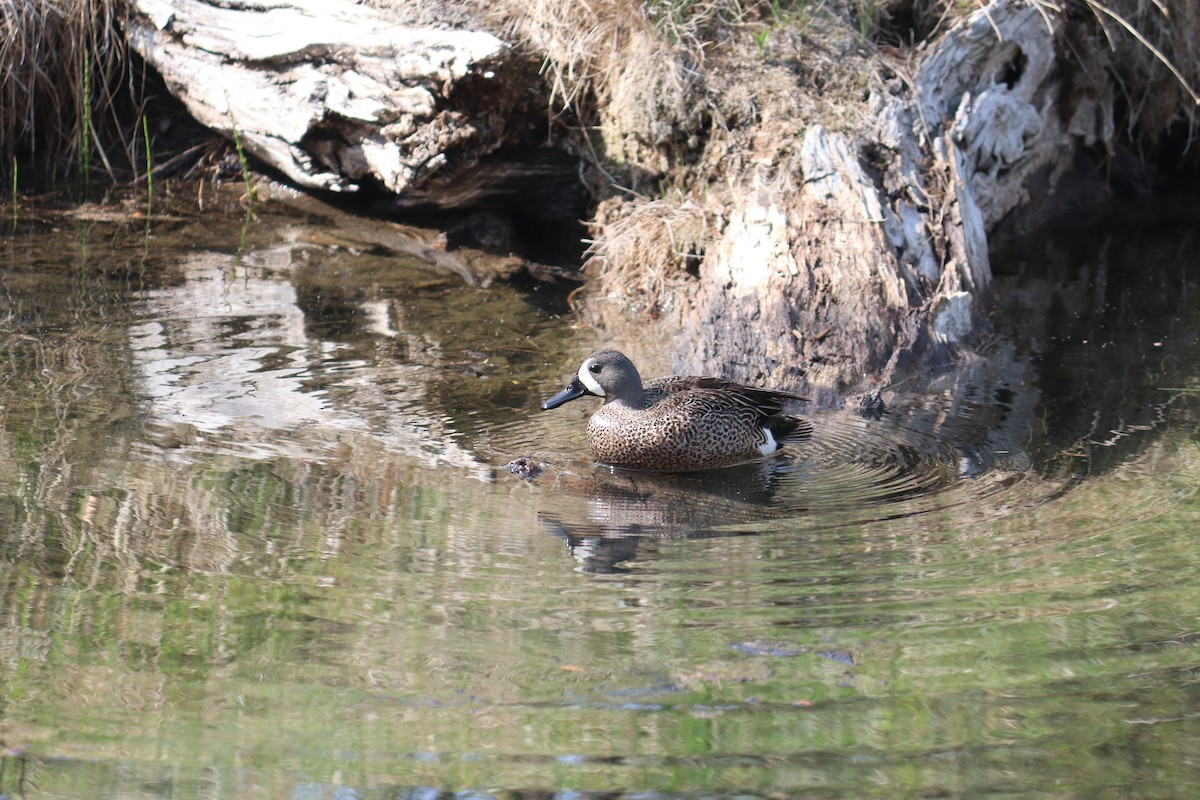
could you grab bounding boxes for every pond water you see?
[0,186,1198,799]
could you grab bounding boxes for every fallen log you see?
[126,0,549,199]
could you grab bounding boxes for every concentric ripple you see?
[487,379,1083,550]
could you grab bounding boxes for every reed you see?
[142,115,153,219]
[78,50,93,196]
[228,115,258,211]
[10,156,17,230]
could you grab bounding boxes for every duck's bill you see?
[541,377,589,410]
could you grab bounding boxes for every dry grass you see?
[486,0,731,109]
[0,0,132,184]
[587,194,712,314]
[491,0,872,305]
[2,0,1196,194]
[481,0,749,172]
[1070,0,1200,148]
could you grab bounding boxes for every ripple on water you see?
[501,384,1070,554]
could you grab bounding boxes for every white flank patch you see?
[758,427,778,456]
[579,364,606,396]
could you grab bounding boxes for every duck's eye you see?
[589,363,602,374]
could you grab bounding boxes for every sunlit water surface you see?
[0,191,1198,798]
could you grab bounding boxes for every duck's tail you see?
[772,414,814,446]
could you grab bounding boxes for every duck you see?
[541,349,811,471]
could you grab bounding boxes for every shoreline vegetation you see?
[3,0,1198,395]
[4,1,1198,183]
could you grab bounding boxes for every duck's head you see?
[540,350,643,410]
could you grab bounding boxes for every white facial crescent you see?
[578,363,605,396]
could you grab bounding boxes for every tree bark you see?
[587,0,1118,402]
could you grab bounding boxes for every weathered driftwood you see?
[126,0,540,197]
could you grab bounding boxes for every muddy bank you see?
[6,0,1199,403]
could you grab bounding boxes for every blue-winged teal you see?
[541,350,811,471]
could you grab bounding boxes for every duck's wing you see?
[644,376,807,417]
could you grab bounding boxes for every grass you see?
[0,0,132,188]
[78,50,93,196]
[484,0,741,166]
[855,0,879,42]
[1075,0,1200,107]
[754,26,771,55]
[750,1,812,57]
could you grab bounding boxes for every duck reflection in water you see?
[535,459,800,573]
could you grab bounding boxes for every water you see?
[0,188,1198,798]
